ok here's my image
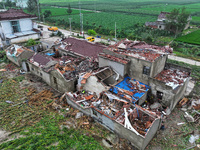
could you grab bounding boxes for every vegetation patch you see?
[175,30,200,45]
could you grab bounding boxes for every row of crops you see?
[175,30,200,45]
[40,0,200,26]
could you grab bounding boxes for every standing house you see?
[0,9,40,45]
[6,44,34,67]
[145,11,191,30]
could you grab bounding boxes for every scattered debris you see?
[177,122,185,125]
[189,134,199,144]
[184,112,195,123]
[75,112,83,119]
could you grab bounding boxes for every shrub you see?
[88,29,97,36]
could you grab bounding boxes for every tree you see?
[88,29,96,36]
[27,0,37,14]
[44,10,51,18]
[166,7,190,37]
[67,4,72,15]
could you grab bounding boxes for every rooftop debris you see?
[110,76,149,102]
[54,56,97,80]
[6,45,33,57]
[99,53,130,64]
[106,39,173,62]
[67,91,98,108]
[155,68,190,89]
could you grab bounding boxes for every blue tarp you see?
[45,53,55,56]
[109,76,149,102]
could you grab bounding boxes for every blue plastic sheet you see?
[109,76,149,102]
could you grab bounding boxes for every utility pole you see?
[43,14,45,23]
[37,0,41,21]
[69,18,72,36]
[81,13,83,35]
[115,22,116,41]
[79,0,82,34]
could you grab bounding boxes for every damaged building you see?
[5,37,192,149]
[99,39,191,113]
[6,44,34,67]
[66,90,161,150]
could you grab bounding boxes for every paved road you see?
[37,23,200,66]
[37,23,115,45]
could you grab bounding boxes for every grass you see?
[0,63,107,149]
[175,30,200,45]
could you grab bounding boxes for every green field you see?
[50,12,156,30]
[39,0,200,31]
[175,30,200,45]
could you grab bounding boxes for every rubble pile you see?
[155,68,190,88]
[55,56,98,80]
[68,91,98,108]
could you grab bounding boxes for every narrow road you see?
[37,23,200,66]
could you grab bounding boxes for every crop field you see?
[50,12,156,30]
[175,30,200,45]
[39,0,200,31]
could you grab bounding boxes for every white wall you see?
[1,18,33,35]
[10,33,39,44]
[19,19,32,31]
[1,21,12,35]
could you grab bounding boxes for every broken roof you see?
[158,12,170,20]
[0,9,36,21]
[59,37,106,59]
[106,39,172,62]
[154,68,190,89]
[6,44,33,57]
[54,55,98,80]
[110,76,149,103]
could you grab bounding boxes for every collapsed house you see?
[6,44,34,67]
[27,53,98,93]
[5,38,192,149]
[99,39,191,113]
[66,90,161,150]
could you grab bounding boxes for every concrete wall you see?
[149,78,174,107]
[1,21,12,35]
[171,77,190,111]
[83,76,107,95]
[19,19,32,32]
[142,118,161,149]
[66,95,92,116]
[10,33,40,44]
[50,70,75,93]
[98,56,129,77]
[28,63,51,85]
[6,54,20,66]
[151,55,167,77]
[128,56,151,85]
